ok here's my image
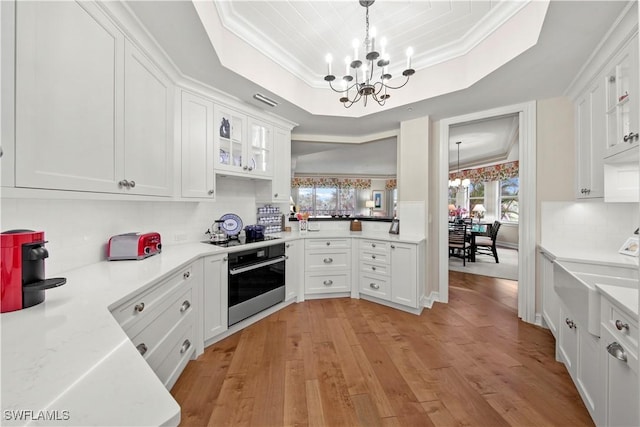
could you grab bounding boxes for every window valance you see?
[449,160,519,183]
[291,177,372,190]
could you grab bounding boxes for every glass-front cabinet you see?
[604,35,639,158]
[214,106,246,174]
[213,106,273,178]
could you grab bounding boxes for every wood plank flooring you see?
[171,271,593,426]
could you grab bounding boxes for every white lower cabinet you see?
[304,238,351,295]
[110,261,200,390]
[285,240,303,301]
[601,295,639,427]
[203,254,228,342]
[539,250,559,338]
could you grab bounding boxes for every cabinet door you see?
[558,303,579,378]
[15,1,125,192]
[248,118,273,177]
[539,252,559,338]
[285,240,302,301]
[214,106,246,173]
[272,127,291,202]
[123,41,172,196]
[575,80,605,199]
[390,242,418,308]
[602,326,639,427]
[605,36,639,158]
[181,92,215,199]
[203,255,228,341]
[577,328,603,423]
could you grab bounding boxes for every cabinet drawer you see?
[359,274,390,300]
[153,314,196,389]
[111,264,194,330]
[305,273,350,294]
[306,250,350,271]
[601,297,638,354]
[360,251,389,264]
[127,285,194,356]
[360,240,389,254]
[360,261,389,276]
[305,238,351,249]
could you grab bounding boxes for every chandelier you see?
[449,141,470,189]
[323,0,415,108]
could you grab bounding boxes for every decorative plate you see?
[219,213,243,236]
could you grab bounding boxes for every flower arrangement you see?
[454,207,468,218]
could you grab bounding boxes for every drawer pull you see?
[323,280,333,286]
[623,132,638,142]
[370,283,380,290]
[390,244,396,249]
[134,303,145,313]
[180,300,191,313]
[326,241,331,246]
[607,342,627,363]
[286,244,290,248]
[371,255,376,259]
[371,266,377,271]
[615,320,630,331]
[180,339,192,355]
[565,318,576,329]
[323,258,333,264]
[183,271,191,279]
[371,243,376,248]
[136,343,148,356]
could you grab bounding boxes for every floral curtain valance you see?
[291,177,372,190]
[449,160,519,183]
[385,179,397,190]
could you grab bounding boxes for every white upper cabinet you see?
[15,1,125,193]
[14,1,173,196]
[272,127,292,202]
[575,79,606,199]
[247,118,273,178]
[123,40,173,196]
[605,35,639,159]
[181,91,215,199]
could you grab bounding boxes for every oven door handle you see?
[229,255,286,275]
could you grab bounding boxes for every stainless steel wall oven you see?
[227,243,285,326]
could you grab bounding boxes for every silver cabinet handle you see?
[129,180,136,188]
[180,339,191,355]
[223,256,228,262]
[565,318,576,329]
[372,255,376,259]
[372,266,376,271]
[370,283,380,290]
[615,320,630,331]
[180,300,191,313]
[371,243,376,248]
[243,165,248,170]
[390,245,396,249]
[607,342,627,362]
[136,343,148,356]
[323,258,333,264]
[183,271,191,279]
[326,241,331,246]
[248,166,253,171]
[623,132,638,142]
[118,180,130,189]
[274,193,279,198]
[286,244,290,248]
[285,255,289,260]
[323,280,333,286]
[208,189,214,195]
[134,303,145,313]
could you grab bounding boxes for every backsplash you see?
[0,179,285,276]
[541,201,639,252]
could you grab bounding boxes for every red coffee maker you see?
[1,230,66,313]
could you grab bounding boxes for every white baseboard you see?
[422,291,440,309]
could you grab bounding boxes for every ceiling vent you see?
[253,93,278,107]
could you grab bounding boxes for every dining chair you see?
[448,223,470,266]
[474,220,501,263]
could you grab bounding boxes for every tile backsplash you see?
[541,201,639,252]
[0,178,283,276]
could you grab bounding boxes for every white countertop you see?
[538,243,639,269]
[1,231,425,426]
[596,284,639,318]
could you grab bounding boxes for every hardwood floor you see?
[171,272,593,426]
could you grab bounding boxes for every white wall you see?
[0,178,260,276]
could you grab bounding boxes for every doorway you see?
[438,101,537,324]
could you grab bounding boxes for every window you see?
[500,177,519,222]
[468,182,484,213]
[292,187,363,216]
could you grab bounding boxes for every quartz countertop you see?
[538,243,639,269]
[596,284,639,318]
[2,231,425,426]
